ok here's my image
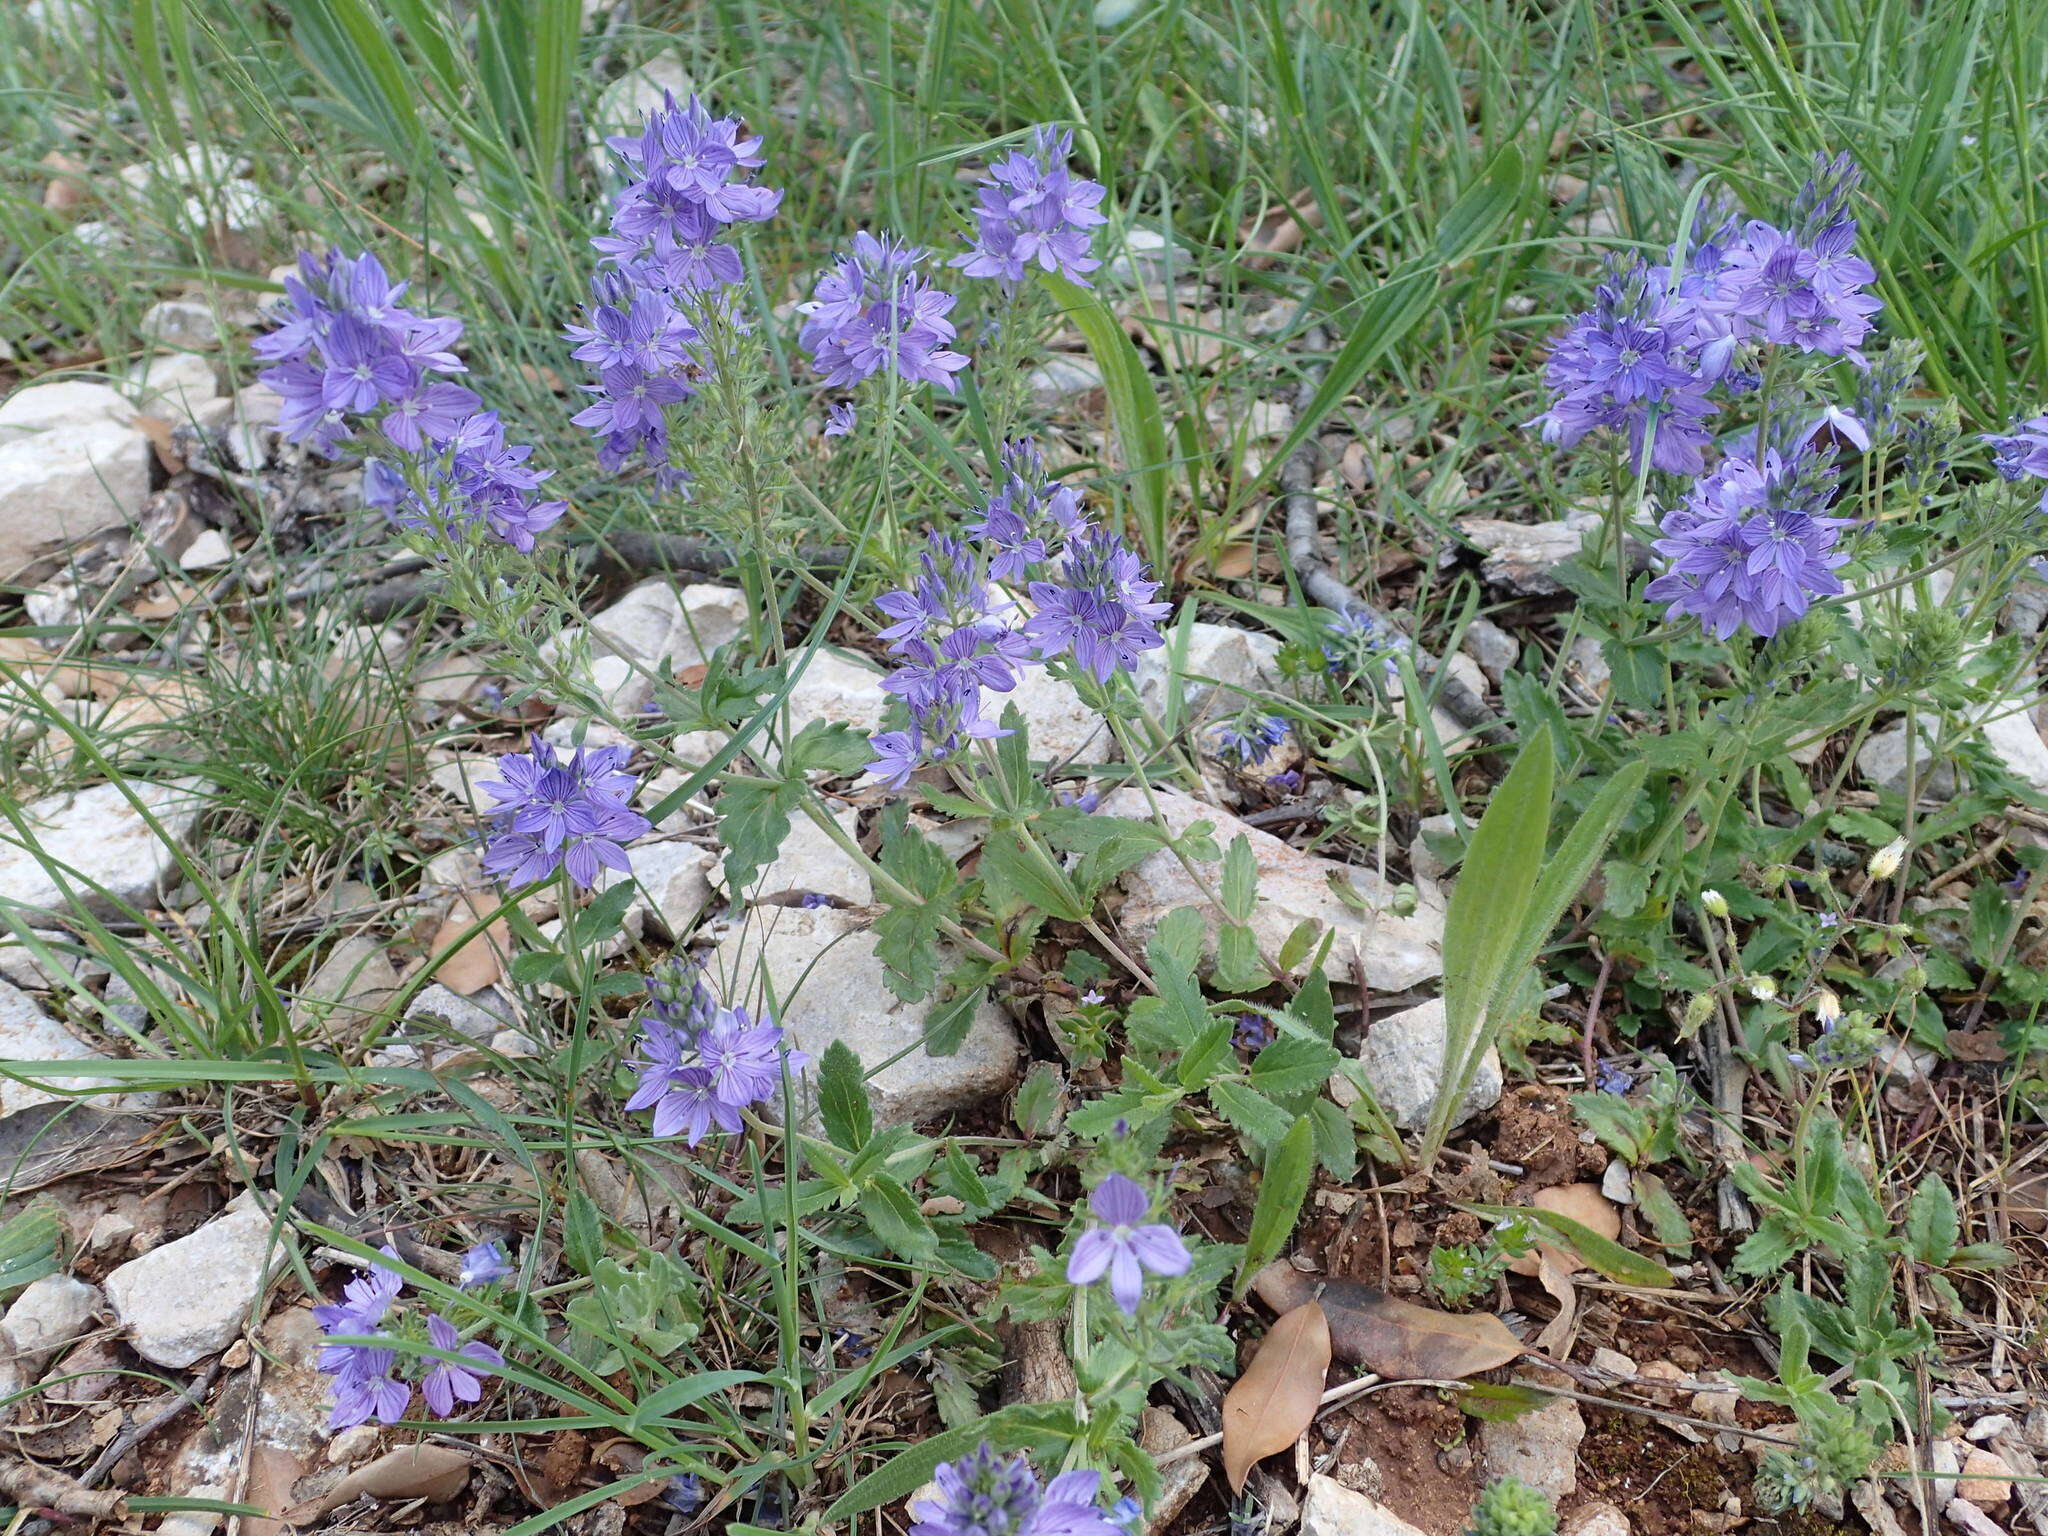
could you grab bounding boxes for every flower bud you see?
[1681,992,1717,1034]
[1746,974,1779,1002]
[1899,965,1927,993]
[1867,837,1909,881]
[1700,889,1730,918]
[1813,988,1842,1024]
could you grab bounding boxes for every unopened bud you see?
[1746,974,1779,1002]
[1681,992,1717,1034]
[1900,965,1927,993]
[1867,838,1909,881]
[1700,889,1730,919]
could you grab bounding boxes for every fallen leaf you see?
[1531,1248,1579,1356]
[1222,1300,1331,1492]
[1947,1030,2008,1062]
[1211,543,1257,580]
[1252,1264,1523,1379]
[283,1445,472,1523]
[2007,1171,2048,1233]
[1508,1183,1620,1277]
[592,1439,668,1507]
[430,889,510,995]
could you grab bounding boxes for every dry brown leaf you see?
[283,1445,472,1523]
[1222,1300,1331,1493]
[1531,1248,1579,1356]
[1947,1030,2008,1062]
[1253,1264,1523,1379]
[431,888,510,995]
[1210,543,1257,580]
[1508,1182,1621,1277]
[592,1439,668,1508]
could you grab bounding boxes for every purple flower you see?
[1212,715,1289,767]
[419,1313,502,1417]
[864,727,925,788]
[1023,528,1170,682]
[910,1444,1123,1536]
[1593,1057,1634,1095]
[625,994,806,1145]
[824,401,858,437]
[329,1350,412,1429]
[1065,1173,1192,1314]
[1233,1012,1275,1051]
[1531,257,1719,474]
[1643,446,1851,638]
[458,1241,512,1290]
[477,736,650,889]
[1985,412,2048,517]
[799,232,971,392]
[1801,405,1871,453]
[952,125,1108,289]
[607,93,782,236]
[966,440,1091,582]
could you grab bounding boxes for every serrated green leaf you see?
[717,778,803,894]
[818,1041,872,1152]
[874,824,961,1003]
[785,715,875,777]
[1221,835,1258,923]
[1207,1079,1295,1149]
[857,1175,939,1262]
[1249,1035,1343,1101]
[1904,1175,1959,1265]
[979,831,1090,922]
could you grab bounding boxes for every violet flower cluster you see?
[625,959,809,1144]
[314,1247,504,1430]
[568,94,782,484]
[1984,411,2048,515]
[1643,445,1851,639]
[1533,154,1889,639]
[952,126,1108,289]
[477,735,652,889]
[864,440,1167,787]
[1064,1172,1192,1315]
[909,1443,1124,1536]
[258,248,566,552]
[800,231,970,393]
[1211,714,1289,767]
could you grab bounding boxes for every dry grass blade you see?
[1222,1299,1331,1492]
[1254,1264,1523,1378]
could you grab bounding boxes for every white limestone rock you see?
[1481,1397,1585,1498]
[0,980,138,1117]
[104,1194,281,1367]
[0,778,205,918]
[1298,1476,1429,1536]
[1457,509,1601,597]
[1133,621,1286,723]
[706,906,1020,1128]
[1356,997,1502,1130]
[1100,788,1444,990]
[2,1274,101,1376]
[0,383,152,574]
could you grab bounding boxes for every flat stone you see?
[1457,511,1600,597]
[1133,621,1286,723]
[1562,1502,1630,1536]
[1139,1409,1208,1536]
[998,668,1114,765]
[592,56,693,142]
[1407,813,1459,884]
[707,906,1021,1128]
[0,385,152,575]
[1858,721,1954,799]
[179,529,232,570]
[781,647,889,739]
[1298,1475,1428,1536]
[1463,617,1521,683]
[131,352,221,416]
[104,1194,281,1367]
[0,778,205,918]
[1357,997,1502,1130]
[541,580,747,718]
[601,837,720,939]
[403,983,515,1043]
[1100,788,1444,990]
[1024,354,1105,407]
[427,753,508,816]
[0,978,137,1117]
[1960,1449,2013,1507]
[1980,703,2048,793]
[2,1274,101,1375]
[1481,1397,1585,1498]
[139,301,222,350]
[289,936,400,1036]
[720,804,869,905]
